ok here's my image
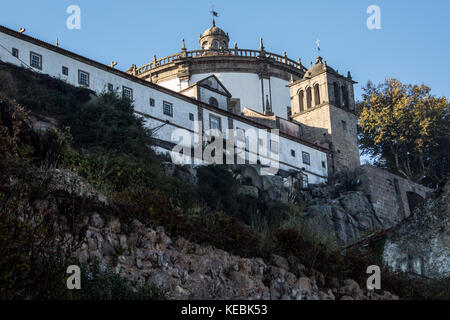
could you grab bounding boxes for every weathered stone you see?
[287,256,306,278]
[311,269,325,288]
[107,218,121,234]
[237,185,259,198]
[302,191,383,245]
[240,166,263,189]
[271,254,289,271]
[297,277,313,296]
[63,204,401,300]
[90,213,104,229]
[101,241,116,257]
[339,279,363,299]
[383,182,450,279]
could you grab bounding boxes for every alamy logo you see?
[66,5,81,30]
[66,265,81,290]
[366,265,381,290]
[366,5,381,30]
[170,122,280,175]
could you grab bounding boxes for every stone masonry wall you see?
[328,105,360,173]
[293,104,360,174]
[358,165,432,229]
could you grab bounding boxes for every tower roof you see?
[201,21,228,38]
[199,20,230,49]
[303,56,336,79]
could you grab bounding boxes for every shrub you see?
[70,261,167,300]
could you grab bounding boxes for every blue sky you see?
[0,0,449,101]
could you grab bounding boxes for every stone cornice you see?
[136,52,306,82]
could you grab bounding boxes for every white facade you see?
[0,26,328,184]
[184,73,291,118]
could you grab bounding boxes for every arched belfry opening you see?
[342,85,349,109]
[298,90,305,112]
[314,84,320,106]
[333,82,340,106]
[306,87,312,109]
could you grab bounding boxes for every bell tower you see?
[289,57,360,174]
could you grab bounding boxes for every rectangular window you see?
[341,120,347,131]
[78,70,90,87]
[12,48,19,58]
[189,113,194,121]
[322,161,326,168]
[236,128,245,142]
[149,98,155,107]
[270,141,279,154]
[30,52,42,69]
[122,86,133,100]
[107,83,114,92]
[62,66,69,76]
[209,114,222,132]
[291,149,296,157]
[163,101,173,117]
[302,151,311,165]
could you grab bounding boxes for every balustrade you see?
[135,48,304,75]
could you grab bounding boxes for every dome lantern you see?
[199,21,230,50]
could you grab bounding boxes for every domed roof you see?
[200,20,228,39]
[202,26,226,37]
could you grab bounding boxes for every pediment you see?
[197,75,232,97]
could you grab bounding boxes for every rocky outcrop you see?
[159,164,387,246]
[34,168,108,204]
[383,182,450,279]
[73,213,398,300]
[301,191,384,245]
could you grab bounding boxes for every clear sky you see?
[0,0,449,101]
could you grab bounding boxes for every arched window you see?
[212,40,219,50]
[333,82,340,106]
[298,90,305,112]
[306,87,312,109]
[342,85,349,109]
[209,97,219,107]
[314,84,321,106]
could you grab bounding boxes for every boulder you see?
[271,254,289,271]
[238,185,259,198]
[302,191,384,245]
[383,182,450,279]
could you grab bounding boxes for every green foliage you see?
[66,92,154,159]
[0,63,92,118]
[0,180,77,300]
[358,79,450,187]
[117,188,264,258]
[196,165,239,212]
[70,261,167,300]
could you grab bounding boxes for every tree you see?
[358,79,450,187]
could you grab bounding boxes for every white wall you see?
[0,28,328,183]
[270,77,292,119]
[198,87,228,111]
[190,72,263,113]
[187,73,292,120]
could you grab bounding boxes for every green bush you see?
[70,262,167,300]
